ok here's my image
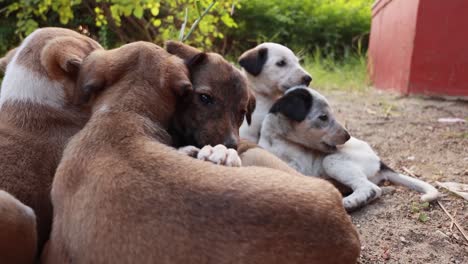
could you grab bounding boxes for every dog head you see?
[165,41,254,149]
[238,43,312,97]
[0,28,102,109]
[268,86,350,153]
[74,41,193,128]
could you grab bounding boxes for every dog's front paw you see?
[197,144,242,167]
[178,145,200,158]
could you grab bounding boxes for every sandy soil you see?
[322,89,468,264]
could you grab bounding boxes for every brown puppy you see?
[0,27,102,252]
[0,191,37,264]
[166,41,255,150]
[44,41,360,264]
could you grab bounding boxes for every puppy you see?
[44,42,360,264]
[166,41,256,150]
[259,86,440,211]
[0,190,37,264]
[238,43,312,143]
[0,27,102,251]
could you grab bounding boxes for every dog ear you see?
[246,89,256,125]
[269,88,312,122]
[41,36,100,81]
[0,47,18,73]
[238,47,268,76]
[165,41,207,72]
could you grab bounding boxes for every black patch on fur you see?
[269,88,312,122]
[238,47,268,76]
[380,161,396,172]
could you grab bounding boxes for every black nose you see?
[302,75,312,86]
[344,131,351,142]
[224,137,238,150]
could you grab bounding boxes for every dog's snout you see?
[302,75,312,86]
[223,137,238,150]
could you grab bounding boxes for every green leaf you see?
[418,213,429,223]
[133,5,143,18]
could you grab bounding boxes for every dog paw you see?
[343,185,382,212]
[197,144,242,167]
[178,145,200,158]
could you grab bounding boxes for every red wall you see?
[369,0,420,93]
[369,0,468,98]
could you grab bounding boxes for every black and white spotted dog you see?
[258,86,439,211]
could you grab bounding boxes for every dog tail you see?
[379,162,439,202]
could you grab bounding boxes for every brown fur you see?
[0,191,37,264]
[166,41,256,150]
[0,48,17,73]
[0,27,102,253]
[44,41,360,264]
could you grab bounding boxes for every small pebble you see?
[400,236,407,243]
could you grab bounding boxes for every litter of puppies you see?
[0,27,444,264]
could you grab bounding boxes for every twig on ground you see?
[449,209,458,232]
[437,200,468,242]
[402,166,418,177]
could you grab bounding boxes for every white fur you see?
[259,87,439,211]
[0,28,65,109]
[239,43,311,143]
[196,144,242,167]
[0,65,65,108]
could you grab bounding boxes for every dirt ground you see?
[322,89,468,264]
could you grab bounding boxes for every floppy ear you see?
[269,89,312,122]
[41,36,100,80]
[0,47,18,73]
[246,89,256,125]
[165,41,207,74]
[238,47,268,76]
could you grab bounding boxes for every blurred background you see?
[0,0,372,90]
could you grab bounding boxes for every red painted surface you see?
[369,0,468,98]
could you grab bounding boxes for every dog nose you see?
[223,137,238,150]
[344,131,351,142]
[302,75,312,86]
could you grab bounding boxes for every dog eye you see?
[276,60,287,67]
[199,94,213,105]
[319,115,328,121]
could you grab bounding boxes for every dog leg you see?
[197,144,242,167]
[323,159,382,212]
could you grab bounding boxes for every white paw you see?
[197,144,242,167]
[343,185,382,212]
[178,145,200,157]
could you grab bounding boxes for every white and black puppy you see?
[238,43,312,143]
[259,86,439,211]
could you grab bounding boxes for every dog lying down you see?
[259,86,440,211]
[43,42,360,264]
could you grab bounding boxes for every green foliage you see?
[1,0,239,50]
[304,47,369,92]
[228,0,372,57]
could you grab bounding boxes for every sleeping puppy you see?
[0,27,102,252]
[259,86,440,212]
[238,43,312,143]
[43,42,360,264]
[0,191,37,264]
